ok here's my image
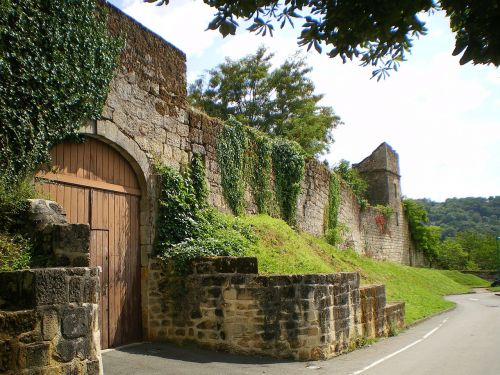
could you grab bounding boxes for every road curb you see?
[406,305,456,328]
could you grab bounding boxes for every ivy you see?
[334,160,368,209]
[271,138,305,226]
[216,116,247,215]
[191,153,209,207]
[246,129,272,214]
[216,117,305,225]
[403,199,441,261]
[325,171,341,245]
[154,157,255,274]
[0,0,121,183]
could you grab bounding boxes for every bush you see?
[0,233,31,271]
[334,160,368,208]
[154,158,256,274]
[0,176,35,232]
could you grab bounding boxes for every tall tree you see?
[189,47,342,156]
[149,0,500,79]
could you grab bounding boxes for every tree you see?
[189,47,342,156]
[436,238,469,270]
[150,0,500,78]
[403,199,442,263]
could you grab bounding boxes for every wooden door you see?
[36,137,142,349]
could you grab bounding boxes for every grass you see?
[241,215,489,325]
[489,286,500,292]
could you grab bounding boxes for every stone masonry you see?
[27,199,91,268]
[81,4,426,279]
[147,257,405,361]
[0,267,102,374]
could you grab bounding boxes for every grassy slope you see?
[241,215,489,324]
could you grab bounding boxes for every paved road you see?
[102,290,500,375]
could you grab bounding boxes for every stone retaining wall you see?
[0,268,101,374]
[147,257,405,361]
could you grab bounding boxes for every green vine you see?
[246,128,272,214]
[325,171,341,245]
[216,116,247,215]
[216,117,305,225]
[0,0,121,184]
[191,153,209,207]
[271,138,305,226]
[403,199,441,261]
[154,157,255,274]
[334,160,368,209]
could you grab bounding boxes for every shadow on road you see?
[111,341,296,366]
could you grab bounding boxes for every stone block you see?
[42,308,59,341]
[56,339,77,363]
[85,360,101,375]
[83,278,99,304]
[0,310,37,336]
[62,307,89,339]
[69,277,83,303]
[22,342,50,368]
[34,269,67,305]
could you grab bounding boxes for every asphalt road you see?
[102,289,500,375]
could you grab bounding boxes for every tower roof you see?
[354,142,400,176]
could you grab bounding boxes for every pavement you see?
[102,289,500,375]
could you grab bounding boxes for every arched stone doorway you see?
[37,137,142,349]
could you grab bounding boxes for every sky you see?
[109,0,499,202]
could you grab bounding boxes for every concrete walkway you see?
[103,290,500,375]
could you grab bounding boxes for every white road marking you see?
[350,318,448,375]
[469,298,479,301]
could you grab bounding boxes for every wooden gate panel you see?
[36,138,142,350]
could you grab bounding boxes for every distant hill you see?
[415,197,500,239]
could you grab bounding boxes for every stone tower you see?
[353,142,401,209]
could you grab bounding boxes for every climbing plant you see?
[216,116,247,215]
[154,157,255,274]
[216,117,305,225]
[325,171,341,245]
[271,138,305,226]
[0,0,121,184]
[246,129,272,214]
[334,160,368,209]
[190,153,209,207]
[373,204,394,235]
[403,199,441,262]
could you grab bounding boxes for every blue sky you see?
[109,0,499,202]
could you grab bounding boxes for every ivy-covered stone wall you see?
[78,6,425,338]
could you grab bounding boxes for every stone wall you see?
[88,4,425,272]
[0,267,101,374]
[147,257,404,361]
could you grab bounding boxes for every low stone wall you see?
[147,257,405,361]
[0,268,102,374]
[460,270,498,282]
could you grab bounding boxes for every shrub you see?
[334,160,368,208]
[0,233,31,271]
[154,157,256,274]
